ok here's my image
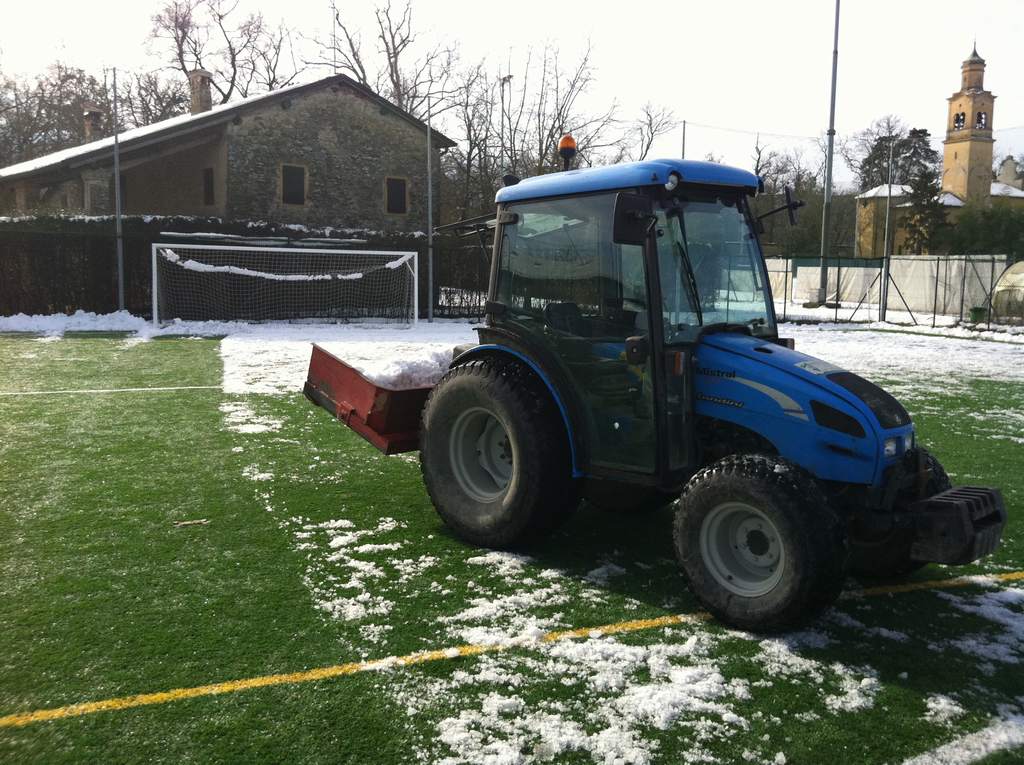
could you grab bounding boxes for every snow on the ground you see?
[774,300,1024,338]
[220,323,476,394]
[902,713,1024,765]
[5,310,1024,399]
[219,401,282,433]
[782,324,1024,400]
[223,377,1024,765]
[924,695,967,726]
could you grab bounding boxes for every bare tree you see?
[0,63,113,166]
[151,0,303,104]
[310,0,454,121]
[118,71,189,128]
[443,63,500,219]
[626,103,678,161]
[839,114,906,190]
[497,44,619,177]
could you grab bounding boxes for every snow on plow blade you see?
[303,344,430,454]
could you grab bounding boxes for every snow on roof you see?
[894,191,965,208]
[0,75,453,182]
[865,183,1022,204]
[991,182,1024,198]
[0,80,313,181]
[856,184,911,199]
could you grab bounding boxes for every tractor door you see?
[494,193,657,474]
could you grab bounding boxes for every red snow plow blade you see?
[303,344,430,454]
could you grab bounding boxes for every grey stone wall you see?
[224,84,440,232]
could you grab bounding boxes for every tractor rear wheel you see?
[420,357,577,548]
[848,447,951,579]
[674,454,848,631]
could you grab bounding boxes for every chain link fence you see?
[766,254,1018,328]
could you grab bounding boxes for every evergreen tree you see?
[849,124,940,191]
[901,166,947,254]
[942,204,1024,260]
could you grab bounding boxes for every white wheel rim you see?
[449,407,514,503]
[700,502,785,597]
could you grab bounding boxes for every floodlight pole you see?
[113,67,125,312]
[681,120,686,159]
[879,137,896,322]
[813,0,841,307]
[426,91,434,323]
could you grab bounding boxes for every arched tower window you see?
[975,111,988,129]
[953,112,966,130]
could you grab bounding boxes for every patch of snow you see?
[924,695,966,726]
[902,715,1024,765]
[241,464,274,481]
[823,665,881,713]
[219,401,282,433]
[220,321,476,394]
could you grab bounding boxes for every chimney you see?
[188,69,213,114]
[82,101,103,142]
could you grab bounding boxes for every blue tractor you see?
[308,143,1006,631]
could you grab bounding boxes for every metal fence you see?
[766,255,1014,328]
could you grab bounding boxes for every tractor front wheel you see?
[674,454,848,631]
[420,357,577,548]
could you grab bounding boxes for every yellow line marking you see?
[844,570,1024,598]
[1,571,1020,729]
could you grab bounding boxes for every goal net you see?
[151,243,418,325]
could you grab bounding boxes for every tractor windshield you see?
[656,190,776,343]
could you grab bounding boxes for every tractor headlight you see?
[904,432,915,452]
[884,438,899,458]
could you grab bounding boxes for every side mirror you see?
[613,192,654,245]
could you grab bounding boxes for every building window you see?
[281,164,306,205]
[385,177,408,214]
[203,168,215,206]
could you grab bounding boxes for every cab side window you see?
[497,193,647,337]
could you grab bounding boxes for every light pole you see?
[879,136,906,322]
[426,89,433,323]
[112,67,124,312]
[812,0,841,307]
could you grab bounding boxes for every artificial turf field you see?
[0,329,1022,765]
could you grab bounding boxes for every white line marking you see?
[902,718,1024,765]
[0,385,221,396]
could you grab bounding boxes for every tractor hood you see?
[695,332,914,486]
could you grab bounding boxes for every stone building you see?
[0,72,455,232]
[855,46,1024,257]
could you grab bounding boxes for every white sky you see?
[2,0,1022,188]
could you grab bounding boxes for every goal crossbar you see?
[151,243,418,325]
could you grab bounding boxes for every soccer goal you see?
[151,243,418,325]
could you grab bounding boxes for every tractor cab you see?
[479,159,775,495]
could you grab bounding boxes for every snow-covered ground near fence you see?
[4,310,1024,397]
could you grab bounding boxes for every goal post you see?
[151,243,418,326]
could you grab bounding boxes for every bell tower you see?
[942,45,995,203]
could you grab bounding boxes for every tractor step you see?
[303,344,430,455]
[909,486,1007,565]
